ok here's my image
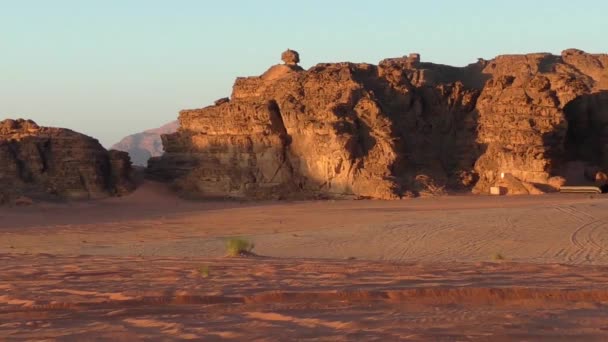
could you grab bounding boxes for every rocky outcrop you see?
[0,119,135,202]
[149,49,608,199]
[473,50,608,193]
[112,121,178,166]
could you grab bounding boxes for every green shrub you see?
[225,237,255,257]
[492,252,505,261]
[198,265,210,278]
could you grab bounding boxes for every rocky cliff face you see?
[149,49,608,199]
[473,49,608,193]
[0,119,135,203]
[112,121,178,166]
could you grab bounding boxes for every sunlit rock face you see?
[473,50,608,193]
[149,49,608,199]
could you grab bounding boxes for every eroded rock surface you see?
[0,119,134,202]
[473,50,608,193]
[149,49,608,199]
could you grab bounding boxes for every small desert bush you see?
[492,252,506,261]
[197,265,210,278]
[225,237,255,257]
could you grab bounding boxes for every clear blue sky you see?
[1,0,606,146]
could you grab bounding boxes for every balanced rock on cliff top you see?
[0,119,135,203]
[259,49,305,82]
[281,49,300,65]
[148,49,608,199]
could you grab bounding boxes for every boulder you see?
[214,97,230,106]
[281,49,300,66]
[595,171,608,186]
[547,176,567,190]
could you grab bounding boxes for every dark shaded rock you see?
[214,97,230,106]
[0,119,135,202]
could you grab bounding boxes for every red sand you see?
[2,182,608,340]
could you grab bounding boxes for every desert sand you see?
[3,182,608,340]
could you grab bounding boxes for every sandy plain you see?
[2,182,608,340]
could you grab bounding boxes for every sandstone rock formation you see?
[0,119,135,202]
[473,50,608,193]
[149,49,608,199]
[112,121,178,166]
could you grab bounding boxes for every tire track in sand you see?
[554,204,608,263]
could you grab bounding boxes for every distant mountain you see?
[112,121,178,166]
